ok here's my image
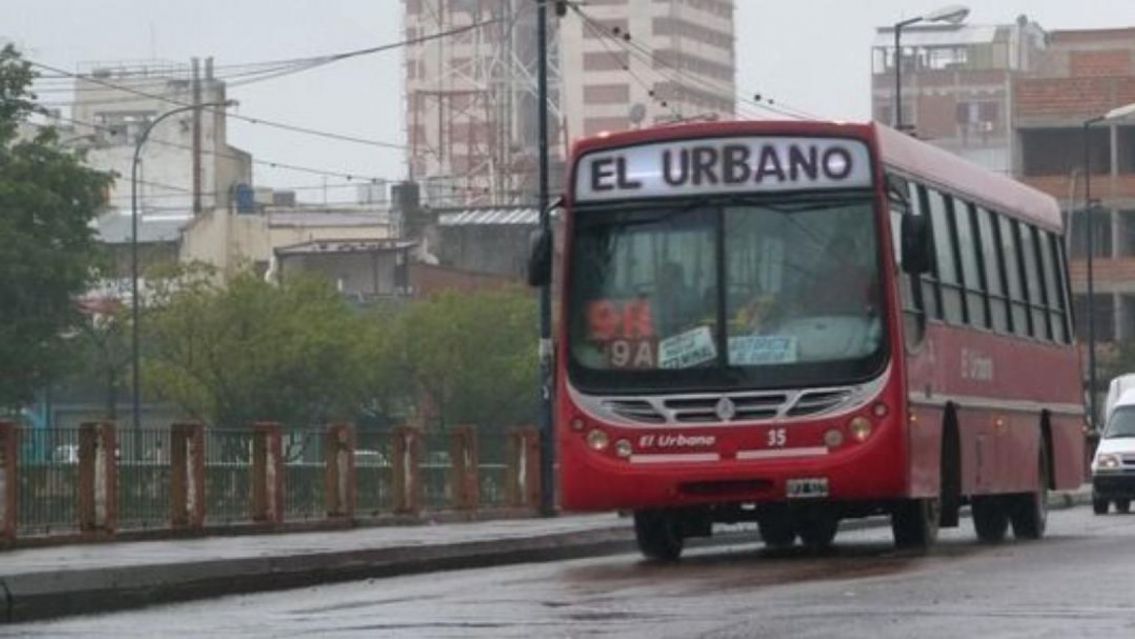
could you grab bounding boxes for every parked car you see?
[1092,388,1135,514]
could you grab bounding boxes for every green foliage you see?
[144,271,369,428]
[0,45,113,409]
[369,288,538,431]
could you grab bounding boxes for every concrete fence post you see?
[251,422,284,524]
[78,421,118,535]
[449,425,479,511]
[392,426,421,515]
[0,421,18,541]
[170,423,206,529]
[324,423,356,519]
[507,427,541,509]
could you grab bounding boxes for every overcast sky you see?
[6,1,1135,203]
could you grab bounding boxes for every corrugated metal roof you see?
[96,212,189,245]
[275,239,417,256]
[268,211,388,228]
[873,25,999,48]
[437,208,539,226]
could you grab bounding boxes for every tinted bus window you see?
[954,200,987,328]
[977,207,1009,333]
[1017,222,1047,338]
[999,215,1029,336]
[913,184,940,321]
[928,189,963,324]
[1043,232,1070,343]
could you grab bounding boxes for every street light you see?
[130,99,236,436]
[893,4,970,131]
[1082,101,1135,429]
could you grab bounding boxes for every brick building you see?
[1013,28,1135,348]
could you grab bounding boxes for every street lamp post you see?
[1081,102,1135,429]
[130,100,235,436]
[892,4,970,131]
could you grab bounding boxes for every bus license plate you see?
[786,478,829,499]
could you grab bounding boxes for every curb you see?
[0,489,1090,624]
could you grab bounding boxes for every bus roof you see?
[874,123,1062,232]
[569,120,1062,233]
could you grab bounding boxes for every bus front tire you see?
[797,513,839,550]
[1092,496,1109,515]
[758,511,797,549]
[972,496,1009,543]
[633,510,683,561]
[891,498,940,549]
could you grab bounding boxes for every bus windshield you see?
[567,194,887,392]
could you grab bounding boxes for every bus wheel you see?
[972,496,1009,543]
[1009,447,1049,540]
[633,510,683,561]
[891,498,940,549]
[757,508,797,549]
[1093,496,1110,515]
[1116,499,1131,514]
[797,512,839,550]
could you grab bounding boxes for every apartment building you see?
[870,17,1047,173]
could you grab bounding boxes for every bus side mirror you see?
[527,228,552,287]
[901,214,933,274]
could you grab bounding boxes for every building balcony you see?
[1020,174,1135,202]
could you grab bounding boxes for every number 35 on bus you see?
[528,120,1085,560]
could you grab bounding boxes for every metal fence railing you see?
[17,428,82,537]
[204,429,254,526]
[356,430,393,517]
[5,424,535,540]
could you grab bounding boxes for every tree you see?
[143,271,370,430]
[377,288,538,431]
[0,45,112,410]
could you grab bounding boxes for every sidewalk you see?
[0,486,1091,623]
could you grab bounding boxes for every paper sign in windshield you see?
[729,336,798,365]
[658,326,717,369]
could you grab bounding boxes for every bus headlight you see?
[586,429,610,451]
[614,439,633,458]
[849,416,873,442]
[1096,454,1121,471]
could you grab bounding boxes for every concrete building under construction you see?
[402,0,736,207]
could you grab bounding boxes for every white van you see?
[1105,373,1135,423]
[1092,387,1135,514]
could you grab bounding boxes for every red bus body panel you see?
[557,120,1084,512]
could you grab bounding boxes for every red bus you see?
[532,120,1085,559]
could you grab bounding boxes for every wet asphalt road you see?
[7,505,1135,638]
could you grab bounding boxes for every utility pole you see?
[192,57,203,215]
[536,0,556,517]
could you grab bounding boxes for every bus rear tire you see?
[1009,446,1049,540]
[633,510,683,561]
[891,498,940,549]
[1116,499,1131,514]
[972,496,1009,543]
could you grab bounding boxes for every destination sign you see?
[574,136,872,202]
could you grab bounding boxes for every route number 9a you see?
[767,428,786,448]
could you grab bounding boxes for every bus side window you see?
[928,188,962,324]
[912,183,941,322]
[977,207,1010,334]
[887,173,926,348]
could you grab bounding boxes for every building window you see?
[1069,208,1113,259]
[1074,293,1116,342]
[584,51,630,71]
[583,83,630,105]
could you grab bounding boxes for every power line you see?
[28,59,409,151]
[571,6,820,122]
